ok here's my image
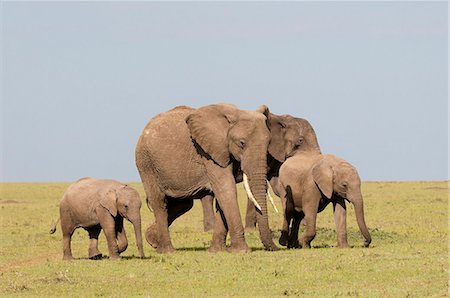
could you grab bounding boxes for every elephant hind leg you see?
[61,216,75,260]
[86,225,103,259]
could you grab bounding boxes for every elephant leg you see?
[97,209,120,260]
[333,198,349,248]
[206,163,249,253]
[288,211,303,249]
[244,198,257,231]
[279,187,292,247]
[201,195,215,232]
[61,216,75,260]
[86,225,102,259]
[116,218,128,254]
[143,178,175,253]
[299,211,317,249]
[208,202,228,253]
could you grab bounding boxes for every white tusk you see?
[267,181,278,213]
[243,173,262,212]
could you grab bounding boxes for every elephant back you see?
[135,106,209,197]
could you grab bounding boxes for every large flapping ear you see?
[186,104,237,167]
[100,190,118,217]
[268,114,288,162]
[312,158,334,199]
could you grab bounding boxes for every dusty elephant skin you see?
[135,104,278,253]
[50,177,145,260]
[279,153,372,249]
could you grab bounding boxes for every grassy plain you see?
[0,181,448,297]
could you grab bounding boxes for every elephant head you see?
[100,185,145,258]
[186,104,277,250]
[267,112,321,162]
[312,155,372,247]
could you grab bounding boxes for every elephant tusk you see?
[266,181,278,213]
[243,173,262,212]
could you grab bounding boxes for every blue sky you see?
[1,1,448,182]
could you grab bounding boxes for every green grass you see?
[0,181,448,297]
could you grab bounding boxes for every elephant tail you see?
[49,218,60,234]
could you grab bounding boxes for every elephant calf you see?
[279,153,372,249]
[50,177,145,260]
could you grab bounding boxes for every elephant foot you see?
[89,252,103,260]
[156,245,175,254]
[109,254,121,260]
[300,240,311,249]
[63,255,74,261]
[279,231,289,247]
[264,244,280,251]
[227,244,251,253]
[145,225,159,249]
[208,243,227,253]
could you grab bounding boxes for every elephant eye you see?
[124,204,129,209]
[238,139,246,149]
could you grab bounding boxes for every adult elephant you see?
[200,112,322,233]
[135,104,278,253]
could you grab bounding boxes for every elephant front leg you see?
[86,225,103,259]
[208,202,228,253]
[333,198,349,248]
[299,211,317,249]
[207,163,249,253]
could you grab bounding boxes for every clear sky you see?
[1,1,448,182]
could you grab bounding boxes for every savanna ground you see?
[0,181,448,297]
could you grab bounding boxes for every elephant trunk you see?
[132,219,145,258]
[349,192,371,247]
[244,155,278,251]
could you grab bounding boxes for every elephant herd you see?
[51,103,371,260]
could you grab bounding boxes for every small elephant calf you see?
[279,153,372,249]
[50,177,145,260]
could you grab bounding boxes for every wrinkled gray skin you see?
[50,178,145,260]
[200,113,322,235]
[279,154,372,249]
[135,104,277,253]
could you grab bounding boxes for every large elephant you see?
[242,113,322,231]
[200,112,322,246]
[279,153,372,248]
[135,104,278,253]
[50,177,145,260]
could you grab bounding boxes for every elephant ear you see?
[312,158,334,199]
[186,104,237,168]
[268,114,287,162]
[100,190,118,217]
